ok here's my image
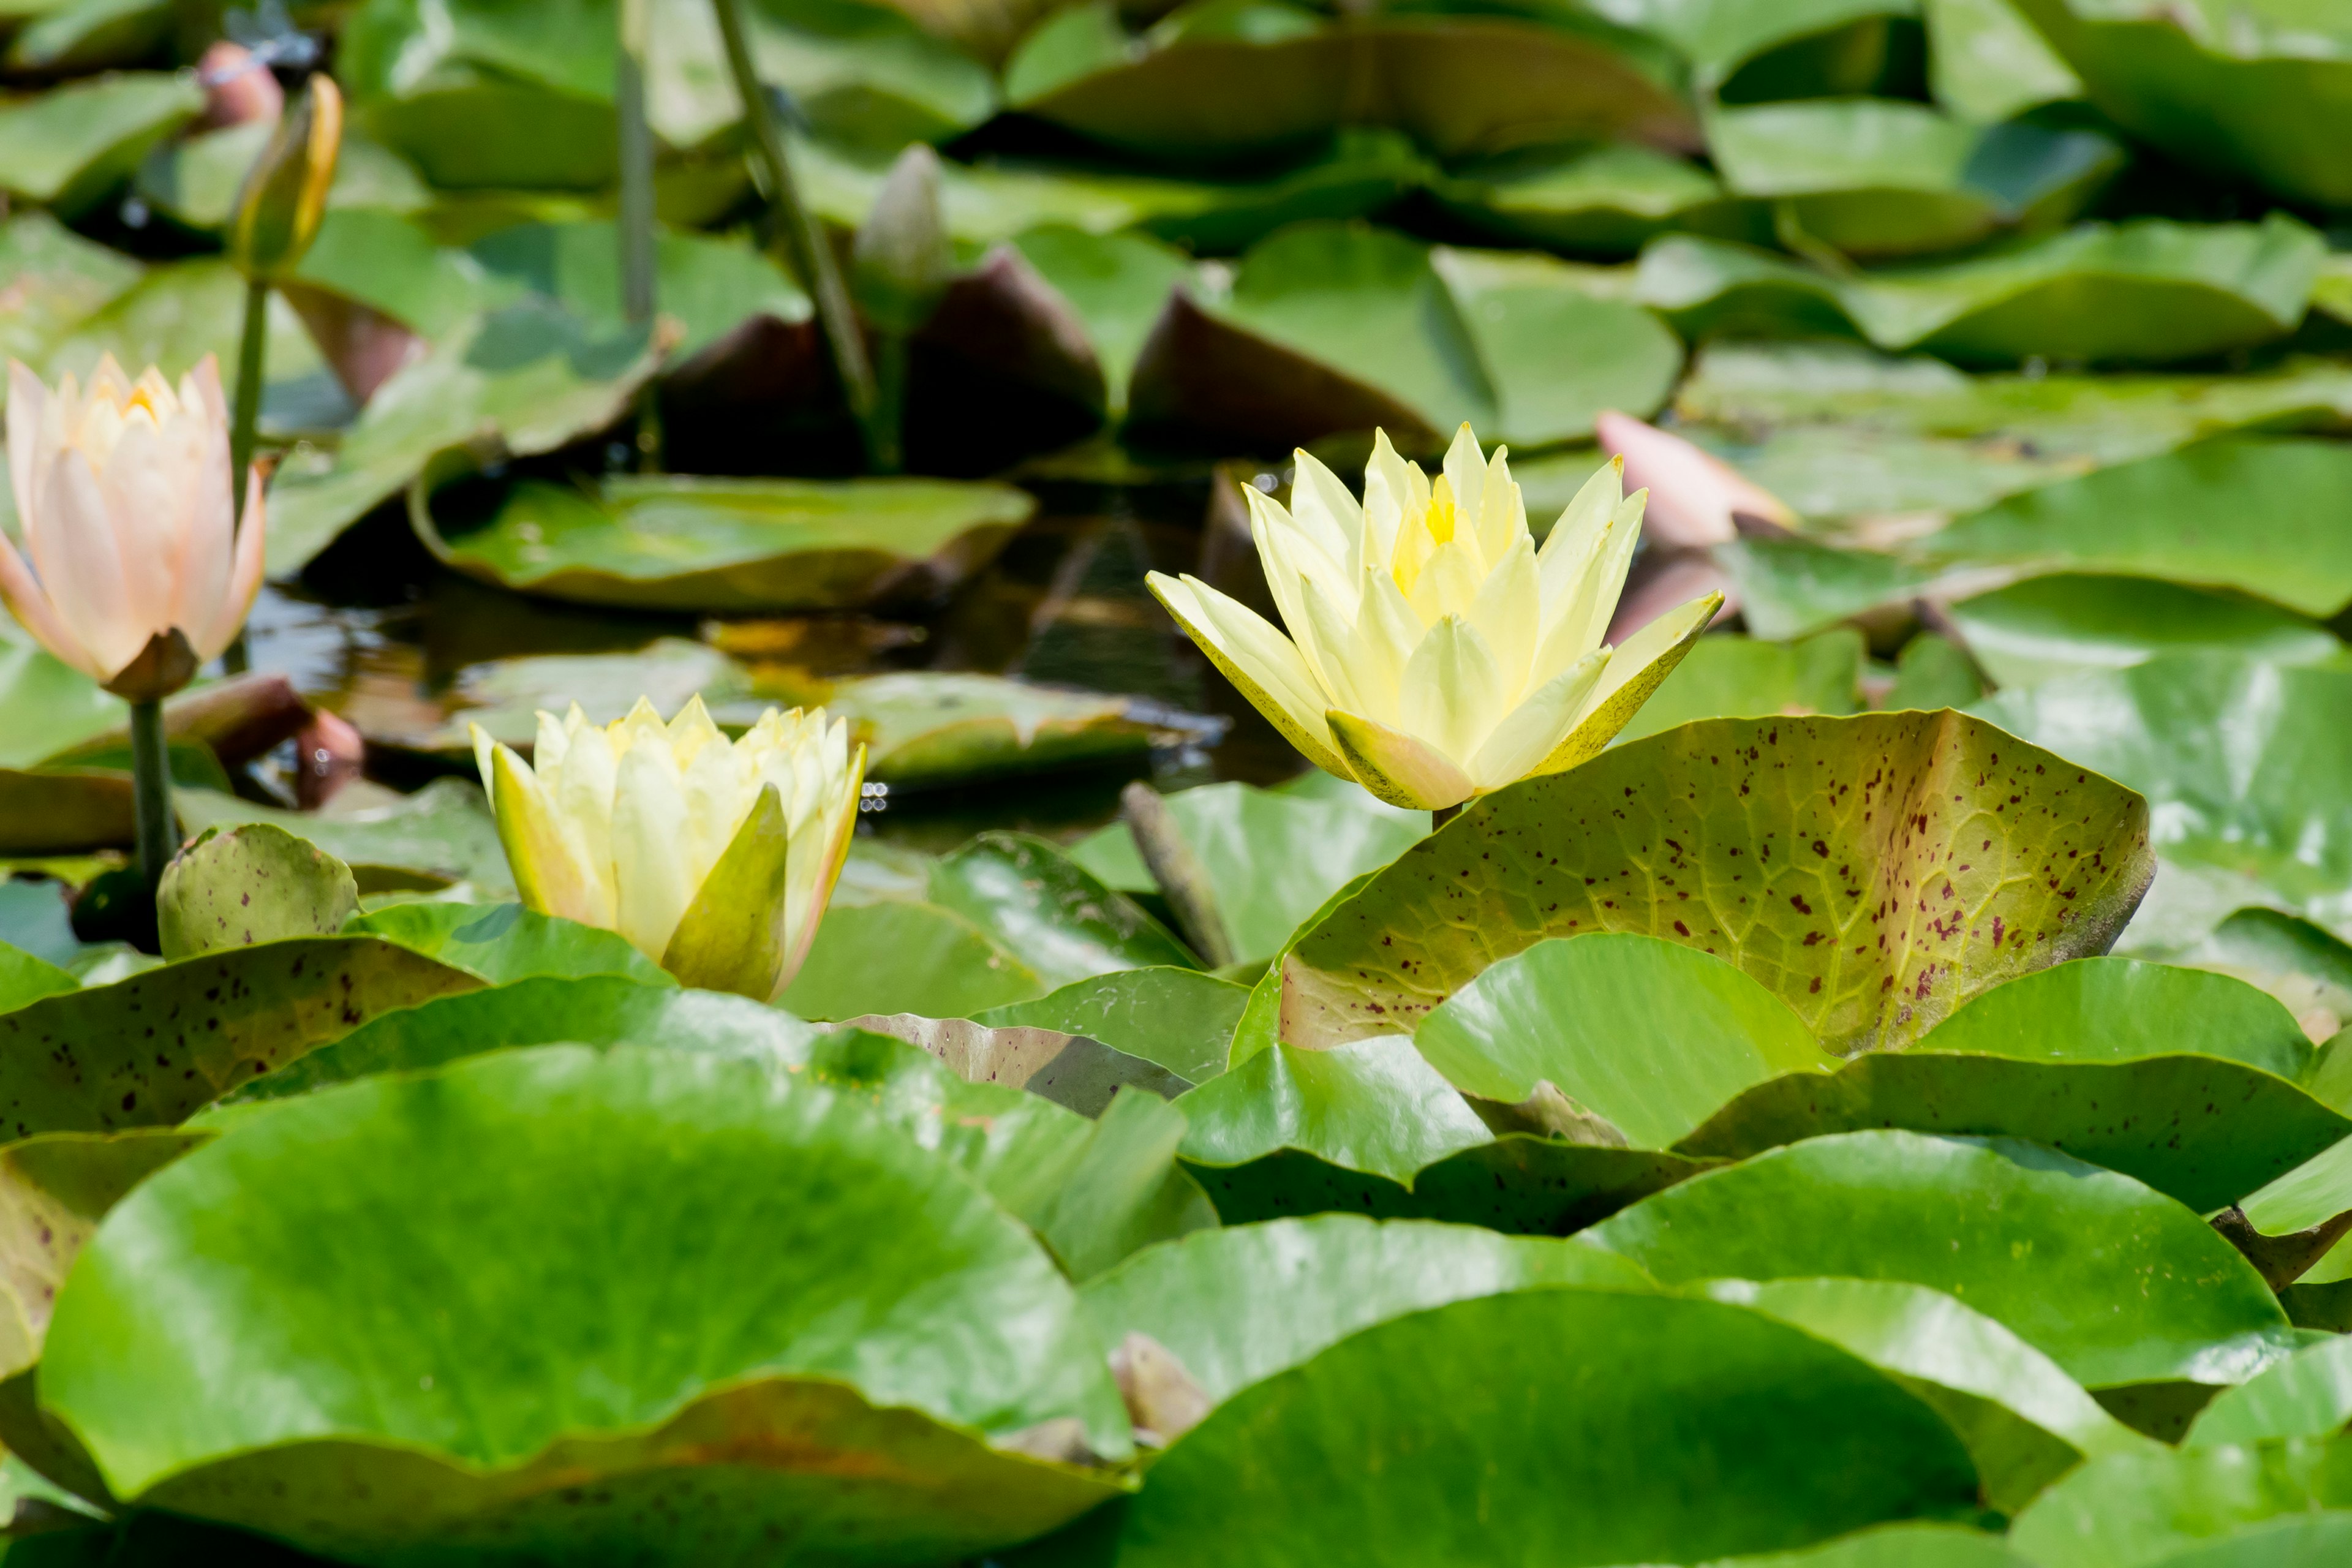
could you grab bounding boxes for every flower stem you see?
[616,0,664,471]
[870,333,907,475]
[709,0,880,464]
[1431,803,1462,829]
[230,276,269,522]
[129,698,175,897]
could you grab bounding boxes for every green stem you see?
[616,0,663,470]
[709,0,880,462]
[229,277,268,523]
[129,698,174,897]
[870,332,907,475]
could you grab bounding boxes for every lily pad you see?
[174,781,516,899]
[780,898,1047,1020]
[1589,1129,2296,1390]
[1612,629,1864,745]
[1699,1276,2158,1513]
[2010,0,2352,209]
[1925,0,2085,122]
[0,212,143,368]
[1177,1035,1490,1185]
[1129,222,1683,453]
[132,123,432,235]
[1078,1215,1652,1412]
[344,902,673,988]
[1011,225,1191,414]
[2187,1336,2352,1450]
[1637,216,2326,366]
[0,941,76,1014]
[155,826,359,962]
[1067,779,1426,968]
[1415,934,1839,1148]
[1071,1289,1980,1566]
[1974,654,2352,941]
[2006,1439,2352,1568]
[844,1014,1191,1115]
[1430,140,1737,257]
[976,968,1252,1084]
[39,1044,1133,1560]
[467,220,812,362]
[1278,710,2155,1055]
[1705,99,2120,258]
[413,473,1033,612]
[793,671,1162,789]
[0,937,479,1139]
[0,71,200,217]
[930,833,1197,990]
[265,300,660,575]
[1948,576,2342,690]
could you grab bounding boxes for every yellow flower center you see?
[1422,476,1458,545]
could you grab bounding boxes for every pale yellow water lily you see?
[2,355,265,699]
[1148,425,1721,812]
[472,696,865,1000]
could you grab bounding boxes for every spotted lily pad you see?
[412,473,1034,612]
[1280,710,2154,1055]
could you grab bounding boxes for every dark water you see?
[244,475,1306,846]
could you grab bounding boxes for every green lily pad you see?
[1926,0,2084,122]
[0,941,76,1015]
[1068,780,1426,969]
[265,300,660,575]
[1130,222,1681,452]
[1006,3,1692,165]
[336,639,748,760]
[1011,225,1190,414]
[132,123,432,235]
[282,206,490,342]
[0,212,143,368]
[156,826,359,962]
[1415,934,1839,1148]
[793,671,1161,789]
[1678,957,2352,1212]
[1974,654,2352,941]
[2,0,171,74]
[0,72,200,217]
[1637,216,2326,366]
[39,1044,1133,1559]
[2187,1336,2352,1450]
[467,221,811,362]
[0,1128,206,1382]
[1948,576,2342,690]
[976,968,1251,1084]
[1705,99,2120,258]
[1613,629,1865,745]
[1430,140,1737,257]
[843,1013,1192,1114]
[1610,0,1914,85]
[173,781,517,900]
[1068,1289,1980,1566]
[2010,0,2352,209]
[1279,711,2155,1055]
[2166,908,2352,1048]
[1079,1215,1651,1412]
[413,473,1033,612]
[0,937,480,1140]
[2006,1439,2352,1568]
[0,638,123,773]
[344,902,672,987]
[780,897,1047,1020]
[1589,1130,2296,1390]
[930,833,1196,990]
[1698,1276,2158,1513]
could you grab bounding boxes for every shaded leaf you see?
[845,1014,1191,1115]
[930,833,1196,990]
[976,968,1251,1084]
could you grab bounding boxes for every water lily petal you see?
[1536,456,1621,621]
[1465,533,1539,700]
[1148,571,1344,774]
[781,741,864,992]
[662,781,794,1001]
[1549,491,1646,675]
[1286,449,1362,573]
[6,361,48,530]
[31,451,143,679]
[1441,423,1485,549]
[0,528,97,680]
[1400,615,1507,767]
[1475,445,1522,567]
[93,412,187,646]
[1328,709,1475,811]
[610,735,697,962]
[1536,592,1723,777]
[1408,537,1484,626]
[1469,649,1608,791]
[479,734,605,930]
[191,466,269,661]
[1362,429,1425,570]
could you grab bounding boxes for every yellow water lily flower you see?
[472,696,864,1000]
[1148,425,1721,812]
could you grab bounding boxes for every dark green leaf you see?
[2007,1438,2352,1568]
[930,833,1196,990]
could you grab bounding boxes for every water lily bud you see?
[228,74,342,284]
[197,41,284,130]
[471,696,865,1000]
[852,143,955,336]
[1147,424,1721,812]
[1,355,268,701]
[1597,409,1798,546]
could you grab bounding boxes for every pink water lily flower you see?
[2,355,266,699]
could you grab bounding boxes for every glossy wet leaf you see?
[344,901,672,988]
[1068,780,1425,968]
[2006,1439,2352,1568]
[2010,0,2352,208]
[1975,654,2352,941]
[1698,1277,2158,1513]
[0,72,200,216]
[0,938,480,1140]
[0,1128,207,1382]
[779,897,1047,1020]
[415,473,1033,612]
[1926,0,2084,122]
[976,968,1251,1084]
[1131,223,1681,452]
[1079,1215,1653,1411]
[1416,935,1836,1148]
[1280,711,2155,1055]
[174,782,517,899]
[40,1044,1133,1559]
[1077,1289,1979,1567]
[1177,1035,1492,1185]
[1706,99,2119,258]
[1948,576,2341,690]
[265,301,659,574]
[1613,630,1864,745]
[1590,1130,2295,1390]
[2187,1336,2352,1450]
[1637,217,2325,366]
[155,826,359,962]
[930,834,1196,990]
